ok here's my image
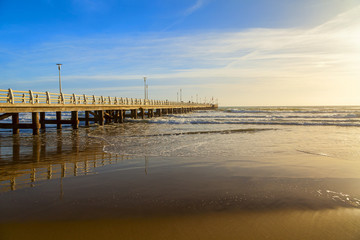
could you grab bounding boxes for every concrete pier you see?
[0,88,217,135]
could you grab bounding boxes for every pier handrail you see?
[0,89,213,107]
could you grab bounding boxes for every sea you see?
[1,106,360,239]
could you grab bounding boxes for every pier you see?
[0,89,217,135]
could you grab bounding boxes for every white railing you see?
[0,89,209,107]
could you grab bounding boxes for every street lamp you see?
[144,77,147,99]
[56,64,62,94]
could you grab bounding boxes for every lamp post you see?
[56,64,62,94]
[144,77,147,99]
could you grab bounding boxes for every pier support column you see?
[98,110,104,126]
[131,109,138,119]
[148,109,154,118]
[140,109,145,119]
[85,111,90,126]
[110,111,114,123]
[117,110,122,123]
[105,111,110,124]
[40,112,46,131]
[113,111,118,123]
[119,110,124,123]
[155,109,161,117]
[71,111,79,129]
[12,113,19,135]
[56,111,62,129]
[32,112,40,135]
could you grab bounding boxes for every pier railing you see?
[0,89,208,106]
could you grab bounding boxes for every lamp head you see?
[56,63,62,70]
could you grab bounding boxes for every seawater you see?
[88,106,360,177]
[1,106,360,239]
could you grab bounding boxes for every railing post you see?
[60,93,65,104]
[108,96,111,105]
[8,88,14,104]
[92,95,96,104]
[101,96,104,104]
[46,91,51,104]
[72,94,77,104]
[83,94,87,104]
[29,90,34,104]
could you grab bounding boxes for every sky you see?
[0,0,360,106]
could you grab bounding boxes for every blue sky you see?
[0,0,360,106]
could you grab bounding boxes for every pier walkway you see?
[0,89,217,135]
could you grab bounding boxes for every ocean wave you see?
[117,128,274,138]
[224,108,360,114]
[141,118,360,127]
[176,114,360,119]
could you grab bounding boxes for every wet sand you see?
[1,129,360,239]
[1,209,360,240]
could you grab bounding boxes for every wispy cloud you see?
[163,0,207,31]
[183,0,205,16]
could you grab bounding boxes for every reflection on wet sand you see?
[0,131,133,193]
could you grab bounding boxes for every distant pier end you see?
[0,89,217,135]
